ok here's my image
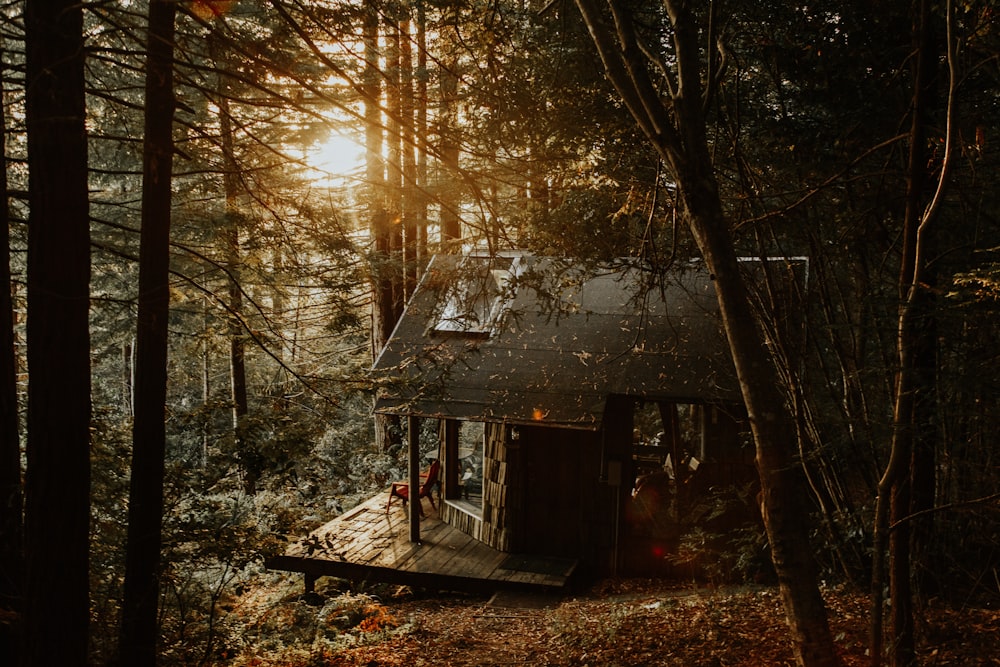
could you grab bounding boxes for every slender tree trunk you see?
[889,476,913,666]
[122,340,135,416]
[214,53,253,492]
[0,43,23,665]
[899,0,940,648]
[385,15,405,321]
[686,175,839,667]
[202,299,211,468]
[222,165,251,492]
[271,247,286,364]
[365,0,400,452]
[400,11,419,298]
[870,3,949,665]
[23,0,91,663]
[415,0,429,265]
[438,5,461,243]
[575,1,839,664]
[908,307,937,604]
[117,2,177,664]
[363,0,384,221]
[226,242,250,487]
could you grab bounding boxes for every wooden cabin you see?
[371,253,803,579]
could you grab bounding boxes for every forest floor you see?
[222,574,1000,667]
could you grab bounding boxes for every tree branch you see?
[890,493,1000,532]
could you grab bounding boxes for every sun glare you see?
[308,133,364,188]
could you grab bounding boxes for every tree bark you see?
[415,0,429,265]
[23,0,92,663]
[219,93,252,492]
[0,41,23,666]
[117,1,177,664]
[438,5,461,243]
[385,14,405,321]
[365,0,401,453]
[400,11,420,298]
[686,172,839,667]
[870,2,952,665]
[209,30,254,492]
[574,1,839,664]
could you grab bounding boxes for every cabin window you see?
[431,256,518,336]
[445,420,484,513]
[631,401,700,479]
[630,400,752,492]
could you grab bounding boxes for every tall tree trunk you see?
[225,233,251,489]
[365,0,400,452]
[212,40,253,492]
[400,10,419,298]
[122,340,135,415]
[385,14,405,321]
[202,299,211,467]
[908,304,937,603]
[23,0,92,663]
[363,0,384,221]
[438,5,461,243]
[0,43,23,665]
[415,0,429,265]
[899,8,941,659]
[117,1,177,664]
[687,171,839,667]
[575,1,839,664]
[888,475,913,667]
[871,2,947,665]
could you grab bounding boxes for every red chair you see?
[386,459,440,516]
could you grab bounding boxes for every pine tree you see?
[24,0,92,663]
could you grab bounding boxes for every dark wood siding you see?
[515,426,609,564]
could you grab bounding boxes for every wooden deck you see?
[267,492,578,595]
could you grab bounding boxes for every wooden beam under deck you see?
[267,493,577,595]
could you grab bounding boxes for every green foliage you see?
[211,581,411,667]
[954,261,1000,302]
[156,487,281,666]
[5,0,1000,661]
[664,485,771,586]
[521,189,638,259]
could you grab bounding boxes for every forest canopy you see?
[1,0,999,666]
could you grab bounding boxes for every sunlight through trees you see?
[0,1,998,665]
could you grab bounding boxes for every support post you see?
[408,415,421,542]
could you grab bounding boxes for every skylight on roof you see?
[431,256,520,336]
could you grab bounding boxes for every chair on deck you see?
[386,459,440,516]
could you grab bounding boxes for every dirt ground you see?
[225,577,1000,667]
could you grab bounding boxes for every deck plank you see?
[453,541,508,580]
[402,520,476,573]
[372,511,452,569]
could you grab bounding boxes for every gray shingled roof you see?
[372,254,742,430]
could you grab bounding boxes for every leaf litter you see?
[222,576,1000,666]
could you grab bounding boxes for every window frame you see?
[429,255,521,338]
[442,419,485,517]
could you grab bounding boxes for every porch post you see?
[408,415,421,542]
